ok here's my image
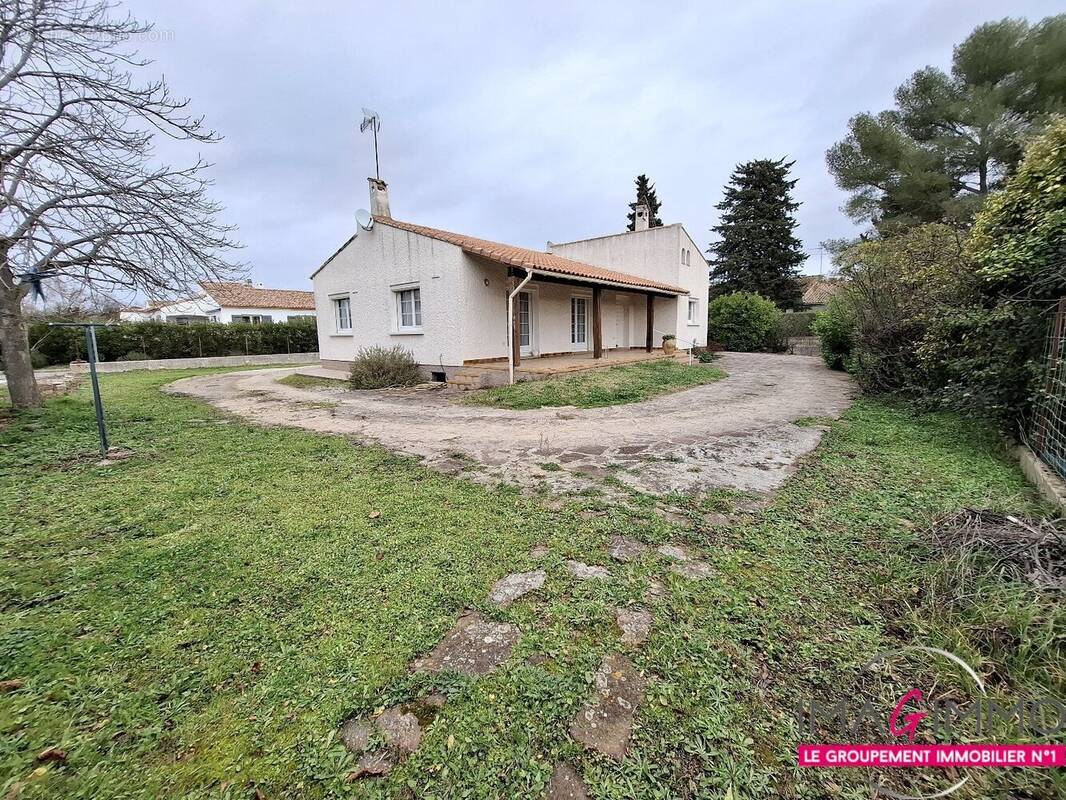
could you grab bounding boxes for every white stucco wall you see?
[548,225,709,348]
[313,220,708,370]
[119,299,315,324]
[312,223,467,368]
[119,296,216,322]
[217,307,315,324]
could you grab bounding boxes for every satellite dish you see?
[356,208,374,231]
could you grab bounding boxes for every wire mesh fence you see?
[1032,297,1066,481]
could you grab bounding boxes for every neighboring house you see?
[798,275,844,311]
[119,282,316,324]
[311,179,709,379]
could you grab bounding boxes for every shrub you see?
[691,347,719,363]
[30,350,49,369]
[775,310,818,339]
[707,292,780,352]
[811,298,855,371]
[348,346,423,389]
[831,223,970,392]
[116,351,150,362]
[25,318,320,367]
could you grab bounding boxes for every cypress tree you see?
[626,174,663,230]
[709,158,805,309]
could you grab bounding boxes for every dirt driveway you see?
[166,353,854,496]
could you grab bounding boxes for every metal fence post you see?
[85,325,109,456]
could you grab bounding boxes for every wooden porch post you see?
[645,294,654,352]
[592,285,603,359]
[511,278,522,368]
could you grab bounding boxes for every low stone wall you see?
[70,352,319,374]
[1015,443,1066,513]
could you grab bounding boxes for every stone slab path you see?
[568,654,647,759]
[166,353,853,496]
[338,525,732,787]
[410,612,520,677]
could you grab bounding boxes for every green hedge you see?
[25,319,319,367]
[775,310,818,339]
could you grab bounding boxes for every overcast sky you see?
[123,0,1061,290]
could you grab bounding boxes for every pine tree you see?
[626,174,663,230]
[708,158,805,309]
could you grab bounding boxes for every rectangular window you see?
[333,296,351,332]
[687,298,699,324]
[233,314,264,325]
[396,287,422,331]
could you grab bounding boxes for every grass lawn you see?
[1,369,1061,799]
[462,360,727,410]
[276,373,348,390]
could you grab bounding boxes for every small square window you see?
[395,287,422,331]
[333,296,352,332]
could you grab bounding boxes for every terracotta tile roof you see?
[799,276,844,306]
[122,295,206,313]
[374,217,688,295]
[200,281,316,310]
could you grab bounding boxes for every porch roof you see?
[375,217,688,296]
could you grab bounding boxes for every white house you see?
[311,179,709,380]
[119,282,316,324]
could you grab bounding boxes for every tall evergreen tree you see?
[626,174,663,230]
[708,158,805,309]
[826,15,1066,230]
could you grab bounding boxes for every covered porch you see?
[466,262,688,388]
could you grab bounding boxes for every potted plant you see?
[662,334,677,355]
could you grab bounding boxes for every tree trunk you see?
[0,261,42,409]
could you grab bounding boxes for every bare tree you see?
[25,274,123,318]
[0,0,241,408]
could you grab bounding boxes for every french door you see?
[571,297,588,351]
[518,291,534,356]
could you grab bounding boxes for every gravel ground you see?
[165,352,854,496]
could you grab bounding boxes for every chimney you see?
[633,202,650,232]
[368,177,391,218]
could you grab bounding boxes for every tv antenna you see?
[355,208,374,231]
[360,108,381,179]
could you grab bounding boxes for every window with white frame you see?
[333,295,352,332]
[394,286,422,331]
[687,297,699,324]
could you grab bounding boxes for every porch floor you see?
[484,348,675,375]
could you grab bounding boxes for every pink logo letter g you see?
[889,689,927,744]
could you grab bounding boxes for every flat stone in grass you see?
[547,762,589,799]
[530,544,550,559]
[375,706,423,754]
[670,560,715,580]
[644,577,667,602]
[339,706,424,779]
[615,607,653,646]
[487,570,546,606]
[733,493,772,514]
[565,560,611,580]
[608,535,649,563]
[346,750,392,780]
[656,544,689,561]
[411,611,520,677]
[569,653,646,759]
